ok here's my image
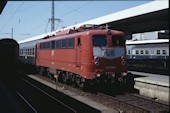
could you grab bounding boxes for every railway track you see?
[14,72,101,113]
[32,74,170,113]
[97,93,169,113]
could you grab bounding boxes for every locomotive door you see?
[76,37,81,68]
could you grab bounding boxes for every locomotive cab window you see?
[112,36,124,46]
[92,35,107,46]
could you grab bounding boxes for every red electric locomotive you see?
[36,25,128,89]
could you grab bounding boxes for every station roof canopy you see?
[0,0,7,14]
[18,1,169,44]
[66,1,169,34]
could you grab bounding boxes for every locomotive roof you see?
[37,29,124,43]
[126,39,169,45]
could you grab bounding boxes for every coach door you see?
[35,44,39,64]
[76,37,81,68]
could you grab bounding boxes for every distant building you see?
[132,30,169,41]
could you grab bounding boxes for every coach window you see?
[23,49,25,55]
[32,48,34,55]
[128,50,130,55]
[19,49,21,55]
[156,50,160,55]
[68,37,75,48]
[145,50,149,54]
[25,49,27,55]
[27,49,29,55]
[162,50,166,55]
[140,50,144,54]
[29,48,31,55]
[28,49,30,55]
[135,50,139,54]
[21,49,22,55]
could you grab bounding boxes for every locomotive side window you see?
[61,38,67,48]
[40,43,43,49]
[68,37,75,48]
[51,41,55,49]
[39,37,75,49]
[56,40,61,49]
[112,36,124,46]
[92,35,107,46]
[43,43,46,49]
[46,42,51,49]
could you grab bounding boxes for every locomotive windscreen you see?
[92,35,107,46]
[112,36,125,46]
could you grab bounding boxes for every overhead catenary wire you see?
[0,2,24,34]
[26,1,95,36]
[58,1,95,19]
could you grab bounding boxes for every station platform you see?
[129,71,169,102]
[29,75,118,113]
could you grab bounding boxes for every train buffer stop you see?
[130,71,169,102]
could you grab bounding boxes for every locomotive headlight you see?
[121,56,125,60]
[94,56,100,61]
[95,61,100,66]
[97,73,101,77]
[121,61,125,65]
[94,56,100,66]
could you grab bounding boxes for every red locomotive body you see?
[36,26,127,88]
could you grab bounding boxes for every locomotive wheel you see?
[79,78,85,89]
[124,73,135,92]
[39,67,47,77]
[46,69,52,79]
[39,67,44,76]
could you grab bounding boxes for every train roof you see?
[126,39,169,45]
[18,25,122,44]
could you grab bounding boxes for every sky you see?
[0,1,152,41]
